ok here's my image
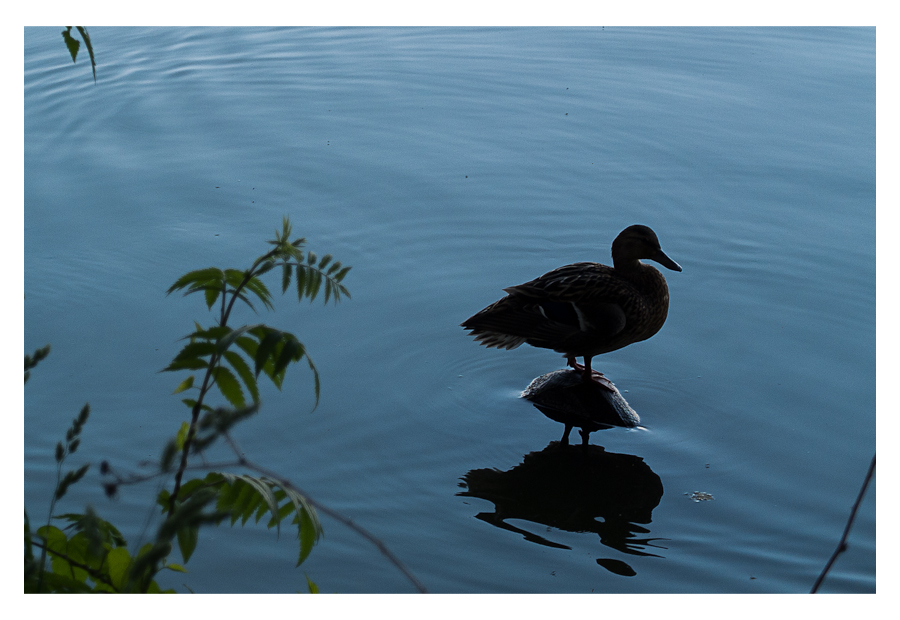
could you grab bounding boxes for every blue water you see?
[24,27,875,593]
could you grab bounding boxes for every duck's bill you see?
[652,250,682,272]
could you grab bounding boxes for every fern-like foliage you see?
[164,217,349,411]
[26,218,350,593]
[159,472,322,567]
[164,323,319,408]
[160,217,347,571]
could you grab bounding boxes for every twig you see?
[31,540,118,591]
[224,432,428,593]
[810,454,876,593]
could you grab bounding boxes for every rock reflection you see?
[459,442,665,576]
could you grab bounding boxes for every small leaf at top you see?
[172,375,194,394]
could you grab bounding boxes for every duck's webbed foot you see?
[566,356,613,390]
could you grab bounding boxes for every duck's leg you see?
[580,356,594,382]
[579,428,591,448]
[567,355,615,391]
[567,355,602,379]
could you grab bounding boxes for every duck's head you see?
[612,225,682,272]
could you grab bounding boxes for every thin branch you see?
[223,431,428,593]
[30,540,118,591]
[168,358,218,515]
[810,454,876,593]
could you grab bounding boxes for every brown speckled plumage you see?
[461,225,681,381]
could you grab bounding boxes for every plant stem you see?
[810,454,876,593]
[168,356,217,515]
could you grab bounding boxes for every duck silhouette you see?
[462,225,681,382]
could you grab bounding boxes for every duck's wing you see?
[502,263,630,342]
[504,262,615,299]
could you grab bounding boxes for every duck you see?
[461,224,681,383]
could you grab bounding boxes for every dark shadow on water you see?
[458,442,665,577]
[459,369,665,577]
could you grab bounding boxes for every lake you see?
[24,26,875,594]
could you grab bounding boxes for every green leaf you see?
[107,547,132,591]
[228,482,256,526]
[75,27,96,83]
[223,350,259,403]
[167,267,225,296]
[37,569,96,593]
[306,574,319,593]
[61,27,80,62]
[163,340,217,373]
[239,488,264,526]
[223,268,247,289]
[176,524,200,564]
[212,366,245,407]
[216,324,254,355]
[243,276,274,311]
[175,421,191,450]
[295,263,306,301]
[164,357,211,372]
[268,501,295,528]
[204,286,220,310]
[231,290,259,314]
[306,354,321,409]
[235,335,259,360]
[281,263,292,293]
[334,265,352,282]
[172,375,194,394]
[272,338,299,379]
[255,259,277,278]
[192,325,232,341]
[180,399,213,414]
[219,474,283,537]
[77,403,90,425]
[295,496,321,566]
[253,329,283,377]
[166,563,188,573]
[307,268,322,301]
[57,532,90,582]
[178,476,216,503]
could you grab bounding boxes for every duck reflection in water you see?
[459,368,664,576]
[459,442,664,577]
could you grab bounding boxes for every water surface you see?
[24,27,875,593]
